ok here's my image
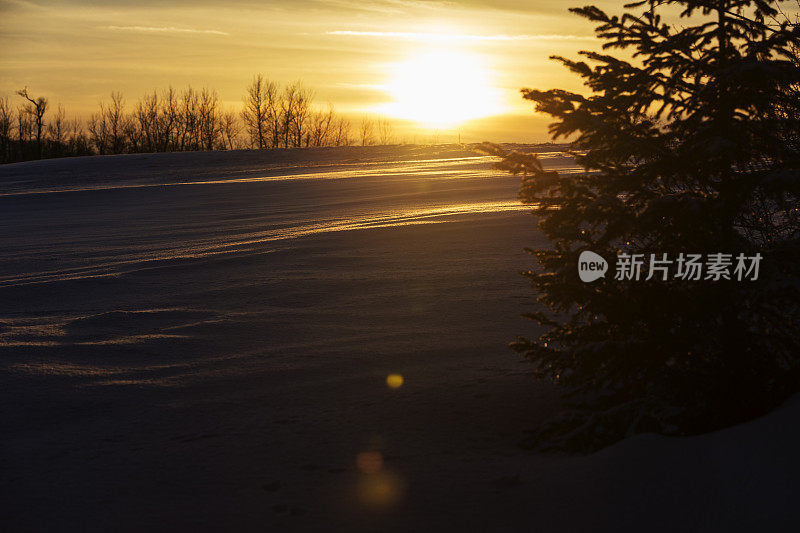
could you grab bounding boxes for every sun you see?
[379,49,504,129]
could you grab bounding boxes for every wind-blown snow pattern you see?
[0,147,570,287]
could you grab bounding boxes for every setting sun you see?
[380,49,504,129]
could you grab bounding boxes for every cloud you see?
[0,0,46,11]
[105,25,229,36]
[326,30,594,42]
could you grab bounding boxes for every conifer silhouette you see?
[484,0,800,451]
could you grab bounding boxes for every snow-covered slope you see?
[0,146,796,532]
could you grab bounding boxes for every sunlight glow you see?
[379,49,504,129]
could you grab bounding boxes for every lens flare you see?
[386,373,404,389]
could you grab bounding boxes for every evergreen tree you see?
[484,0,800,451]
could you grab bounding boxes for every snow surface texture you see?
[0,146,797,532]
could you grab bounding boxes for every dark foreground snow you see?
[0,146,797,532]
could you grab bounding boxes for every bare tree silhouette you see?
[221,110,241,150]
[198,88,221,151]
[377,117,394,145]
[46,104,66,156]
[309,103,335,147]
[1,75,364,163]
[242,75,277,149]
[331,117,352,147]
[16,87,47,158]
[289,83,314,147]
[359,116,375,146]
[0,97,11,162]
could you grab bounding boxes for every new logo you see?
[578,250,608,282]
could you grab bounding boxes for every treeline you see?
[0,75,395,164]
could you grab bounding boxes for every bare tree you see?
[331,117,352,146]
[134,91,159,152]
[279,83,298,148]
[220,110,241,150]
[16,87,48,157]
[377,117,394,145]
[161,87,180,152]
[106,92,128,154]
[131,87,180,152]
[180,86,200,150]
[241,74,277,149]
[89,92,129,155]
[46,104,66,156]
[0,97,12,162]
[309,103,335,147]
[16,106,32,157]
[266,83,282,148]
[88,109,109,155]
[198,88,221,150]
[359,115,375,146]
[288,83,314,147]
[66,117,90,156]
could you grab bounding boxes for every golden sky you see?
[0,0,626,142]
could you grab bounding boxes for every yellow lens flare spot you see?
[378,49,504,129]
[386,373,404,389]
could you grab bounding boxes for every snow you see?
[0,146,797,531]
